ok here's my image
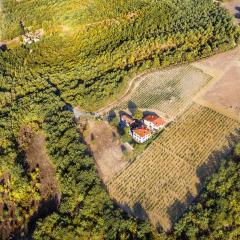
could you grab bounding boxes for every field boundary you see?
[194,98,240,122]
[96,65,185,115]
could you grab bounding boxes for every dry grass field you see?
[193,46,240,121]
[107,104,240,231]
[115,65,212,119]
[83,120,127,183]
[25,132,60,202]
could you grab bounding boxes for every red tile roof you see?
[133,127,151,138]
[144,115,166,126]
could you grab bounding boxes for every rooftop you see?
[132,127,151,138]
[144,115,166,126]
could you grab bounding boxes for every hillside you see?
[0,0,239,239]
[1,0,239,110]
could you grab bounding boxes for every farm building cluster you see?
[120,113,167,143]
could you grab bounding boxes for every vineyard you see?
[115,65,212,118]
[107,104,240,231]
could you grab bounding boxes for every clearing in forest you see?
[25,132,60,201]
[107,104,240,231]
[83,120,128,183]
[114,65,212,119]
[193,46,240,121]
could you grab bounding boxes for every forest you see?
[1,0,240,110]
[0,0,239,239]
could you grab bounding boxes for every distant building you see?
[143,115,166,131]
[131,127,151,143]
[121,114,135,127]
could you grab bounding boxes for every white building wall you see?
[132,132,151,143]
[144,120,162,131]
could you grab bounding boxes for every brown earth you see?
[193,46,240,121]
[202,66,240,118]
[25,132,60,201]
[83,120,127,183]
[0,128,60,239]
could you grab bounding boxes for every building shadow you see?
[143,111,159,117]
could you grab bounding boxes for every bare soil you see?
[26,133,60,200]
[193,46,240,121]
[202,66,240,118]
[0,130,61,239]
[84,120,127,183]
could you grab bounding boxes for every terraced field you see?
[115,65,212,118]
[107,104,240,231]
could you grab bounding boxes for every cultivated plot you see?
[107,104,240,231]
[194,46,240,121]
[115,65,212,118]
[201,66,240,119]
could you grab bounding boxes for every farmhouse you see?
[144,115,166,131]
[131,127,151,143]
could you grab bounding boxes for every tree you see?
[234,143,240,158]
[134,109,143,119]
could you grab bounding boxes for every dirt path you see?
[97,69,164,115]
[222,0,240,24]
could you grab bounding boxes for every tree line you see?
[0,0,239,239]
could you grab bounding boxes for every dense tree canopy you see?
[0,0,239,239]
[1,0,239,110]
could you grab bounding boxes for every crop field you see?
[115,65,212,118]
[194,46,240,121]
[107,104,240,231]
